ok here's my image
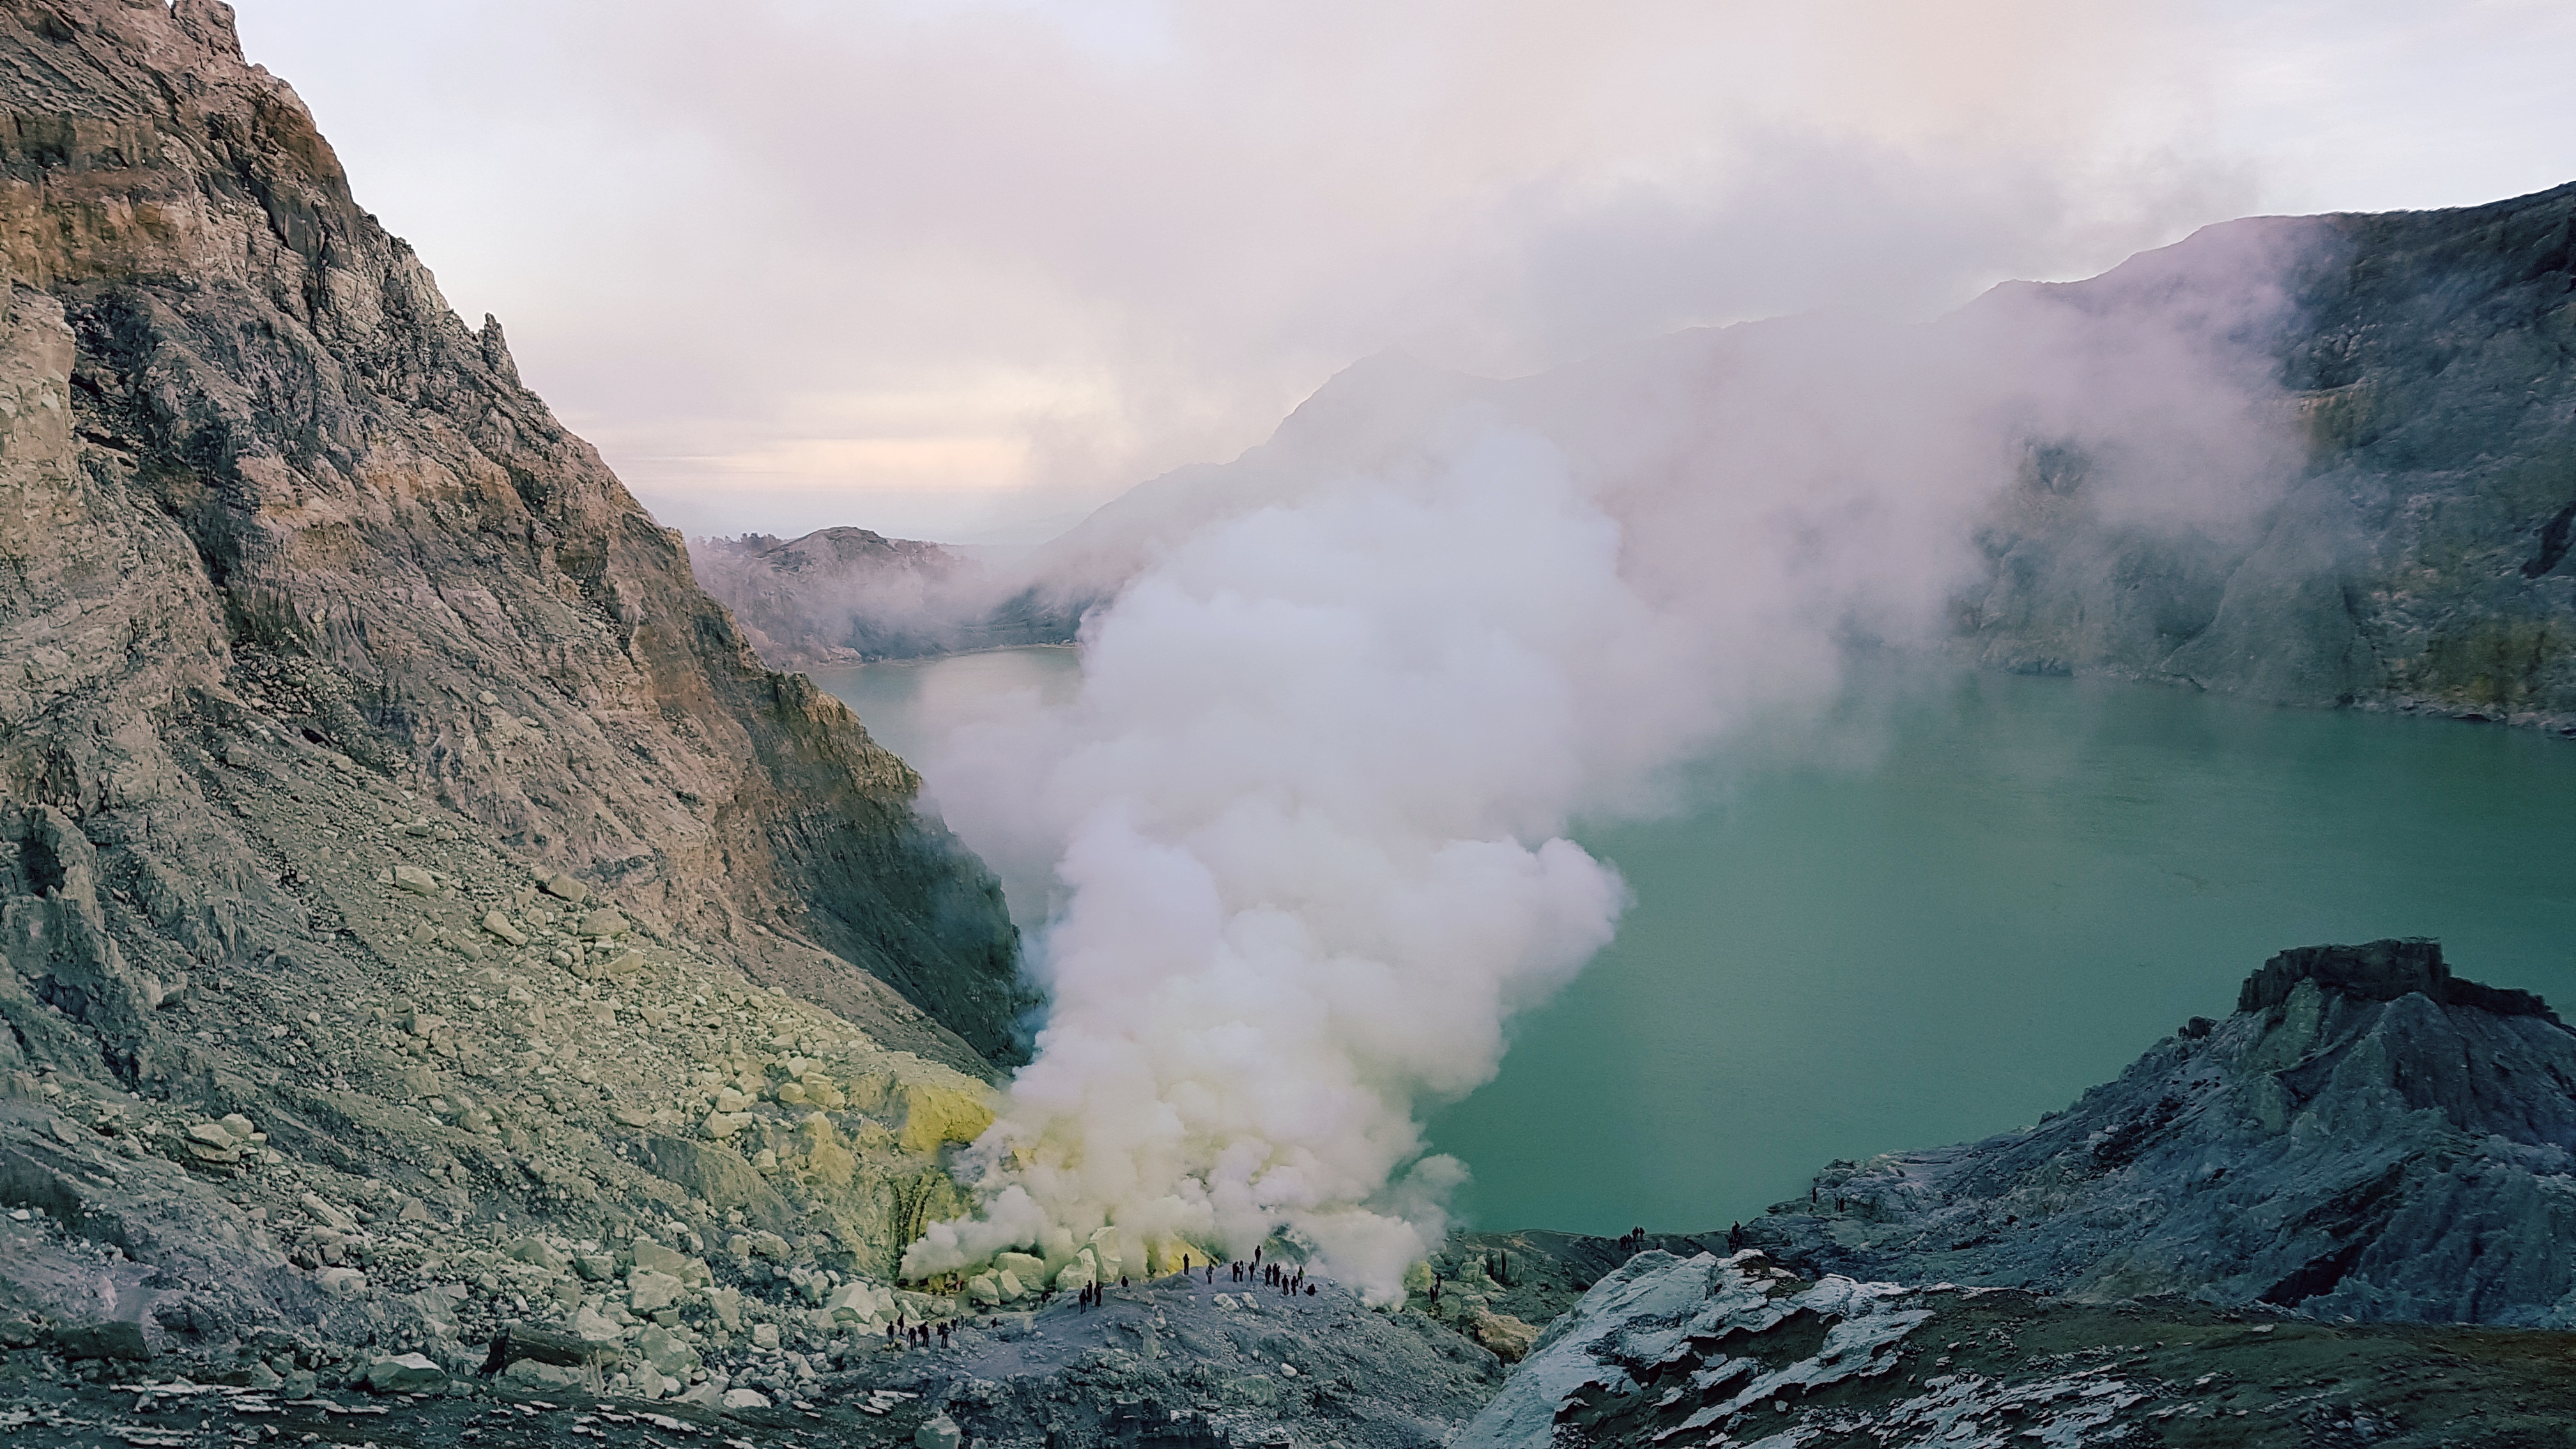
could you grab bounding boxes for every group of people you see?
[999,1246,1334,1318]
[1073,1275,1134,1312]
[885,1314,952,1350]
[1230,1253,1312,1296]
[1616,1225,1650,1257]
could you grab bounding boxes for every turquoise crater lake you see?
[816,651,2576,1238]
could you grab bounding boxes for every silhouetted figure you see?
[1305,1284,1316,1296]
[1728,1222,1744,1251]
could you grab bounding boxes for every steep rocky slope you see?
[1748,940,2576,1326]
[0,0,1077,1406]
[1961,182,2576,730]
[0,0,1030,1059]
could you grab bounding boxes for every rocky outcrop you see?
[1961,183,2576,730]
[0,0,1030,1062]
[689,529,1072,668]
[1750,940,2576,1326]
[1461,1250,2576,1448]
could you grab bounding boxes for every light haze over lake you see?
[818,649,2576,1238]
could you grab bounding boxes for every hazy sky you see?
[231,1,2576,543]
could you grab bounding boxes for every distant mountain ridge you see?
[688,528,1075,666]
[784,183,2576,735]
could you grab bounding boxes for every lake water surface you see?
[816,651,2576,1238]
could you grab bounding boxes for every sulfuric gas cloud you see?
[900,218,2317,1303]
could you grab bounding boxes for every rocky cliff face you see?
[0,0,1065,1394]
[1749,940,2576,1326]
[1961,183,2576,730]
[0,0,1030,1062]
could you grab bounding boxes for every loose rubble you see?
[1467,1250,2576,1448]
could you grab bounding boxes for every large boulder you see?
[50,1319,150,1362]
[364,1353,447,1394]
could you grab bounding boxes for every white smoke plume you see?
[900,220,2312,1303]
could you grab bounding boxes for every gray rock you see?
[505,1359,585,1390]
[51,1319,150,1361]
[364,1352,447,1393]
[505,1237,565,1273]
[627,1268,685,1314]
[1753,940,2576,1326]
[636,1325,700,1377]
[1463,1253,1928,1449]
[1958,184,2576,730]
[912,1414,962,1449]
[317,1268,370,1300]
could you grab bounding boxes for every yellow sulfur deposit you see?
[795,1112,858,1188]
[896,1080,997,1154]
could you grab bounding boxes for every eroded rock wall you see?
[0,0,1054,1385]
[1960,183,2576,730]
[0,0,1031,1062]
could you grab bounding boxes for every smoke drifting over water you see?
[900,222,2314,1301]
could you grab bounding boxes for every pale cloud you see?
[230,0,2576,540]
